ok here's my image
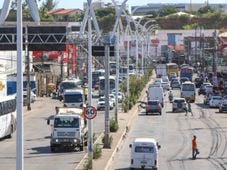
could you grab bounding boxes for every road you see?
[113,88,227,170]
[0,94,115,170]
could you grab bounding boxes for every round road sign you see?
[84,106,97,120]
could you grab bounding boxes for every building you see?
[131,3,227,15]
[48,8,83,21]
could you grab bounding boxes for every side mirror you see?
[47,119,50,125]
[158,145,161,149]
[129,144,132,148]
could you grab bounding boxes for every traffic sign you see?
[84,106,97,120]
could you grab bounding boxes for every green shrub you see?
[83,158,92,170]
[110,118,119,132]
[102,135,113,147]
[93,144,102,159]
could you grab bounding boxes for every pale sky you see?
[0,0,227,11]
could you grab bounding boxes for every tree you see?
[40,0,58,11]
[158,6,179,17]
[198,5,215,14]
[39,0,58,21]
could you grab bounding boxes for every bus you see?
[0,95,17,139]
[166,63,179,77]
[180,66,193,82]
[99,76,116,96]
[181,81,196,102]
[92,69,105,88]
[58,78,82,101]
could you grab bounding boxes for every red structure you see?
[32,44,77,74]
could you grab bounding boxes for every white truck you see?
[155,64,167,78]
[148,86,164,107]
[47,107,87,152]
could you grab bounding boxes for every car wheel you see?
[160,112,162,115]
[172,109,175,112]
[219,109,222,113]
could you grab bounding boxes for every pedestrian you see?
[185,100,193,116]
[192,135,199,159]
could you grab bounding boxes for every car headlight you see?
[74,139,77,143]
[55,139,59,142]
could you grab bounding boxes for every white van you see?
[63,89,85,108]
[129,138,161,170]
[148,86,164,107]
[181,81,196,102]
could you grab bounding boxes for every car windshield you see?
[174,99,185,103]
[99,98,105,102]
[54,117,79,128]
[148,101,158,105]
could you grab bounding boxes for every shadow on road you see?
[138,112,161,116]
[30,145,84,154]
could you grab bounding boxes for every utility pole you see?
[25,25,31,110]
[104,42,110,148]
[213,29,218,86]
[79,0,101,166]
[60,52,64,81]
[111,0,127,123]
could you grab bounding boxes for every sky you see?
[0,0,227,10]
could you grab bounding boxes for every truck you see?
[155,64,167,78]
[47,107,87,152]
[147,86,164,107]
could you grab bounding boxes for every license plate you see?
[63,139,69,142]
[141,161,147,164]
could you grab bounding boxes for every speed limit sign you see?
[84,106,97,120]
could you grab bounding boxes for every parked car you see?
[172,98,187,112]
[97,96,114,110]
[219,99,227,113]
[209,95,222,108]
[23,90,36,105]
[145,100,162,115]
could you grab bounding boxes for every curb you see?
[104,73,156,170]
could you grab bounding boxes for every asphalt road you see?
[0,94,115,170]
[113,88,227,170]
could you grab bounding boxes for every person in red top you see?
[192,135,199,159]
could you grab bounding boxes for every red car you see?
[146,100,162,115]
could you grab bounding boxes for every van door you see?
[132,145,157,169]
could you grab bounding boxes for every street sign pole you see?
[16,0,24,170]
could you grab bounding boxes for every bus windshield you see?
[182,84,195,91]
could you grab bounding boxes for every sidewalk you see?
[75,71,156,170]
